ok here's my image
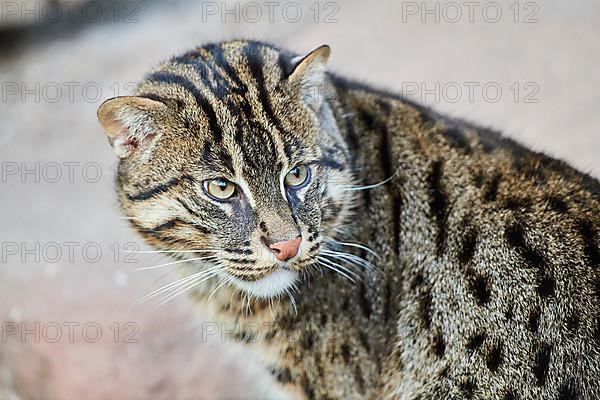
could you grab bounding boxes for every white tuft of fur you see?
[229,269,298,299]
[116,106,156,142]
[110,106,159,158]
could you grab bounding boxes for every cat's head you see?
[97,40,357,298]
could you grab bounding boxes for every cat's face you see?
[97,41,356,298]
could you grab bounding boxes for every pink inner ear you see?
[124,136,140,151]
[111,123,156,153]
[126,133,155,148]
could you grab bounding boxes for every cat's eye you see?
[284,165,310,189]
[203,178,236,201]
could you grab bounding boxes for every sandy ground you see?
[0,0,599,398]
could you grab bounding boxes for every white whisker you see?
[319,255,362,277]
[133,255,217,271]
[155,270,221,307]
[327,240,380,259]
[126,249,218,254]
[243,293,255,316]
[317,256,357,282]
[268,297,275,319]
[140,265,222,302]
[284,287,297,315]
[321,250,376,271]
[340,173,396,191]
[208,274,233,302]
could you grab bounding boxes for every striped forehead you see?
[137,41,310,177]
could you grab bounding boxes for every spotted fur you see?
[97,40,600,399]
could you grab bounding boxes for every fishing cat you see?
[97,40,600,399]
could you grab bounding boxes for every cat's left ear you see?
[97,96,168,158]
[288,45,331,109]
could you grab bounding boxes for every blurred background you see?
[0,0,599,398]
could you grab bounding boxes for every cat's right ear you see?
[97,96,167,158]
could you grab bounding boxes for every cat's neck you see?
[328,74,430,188]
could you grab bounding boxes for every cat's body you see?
[97,40,600,399]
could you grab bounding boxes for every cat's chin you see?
[228,268,299,299]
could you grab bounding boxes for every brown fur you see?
[97,40,600,399]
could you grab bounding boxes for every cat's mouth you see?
[223,250,319,298]
[216,232,321,297]
[239,263,295,279]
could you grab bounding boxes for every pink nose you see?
[269,236,302,261]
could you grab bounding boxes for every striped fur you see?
[98,40,600,399]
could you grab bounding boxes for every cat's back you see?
[336,84,600,399]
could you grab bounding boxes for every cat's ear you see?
[288,45,331,108]
[97,96,167,158]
